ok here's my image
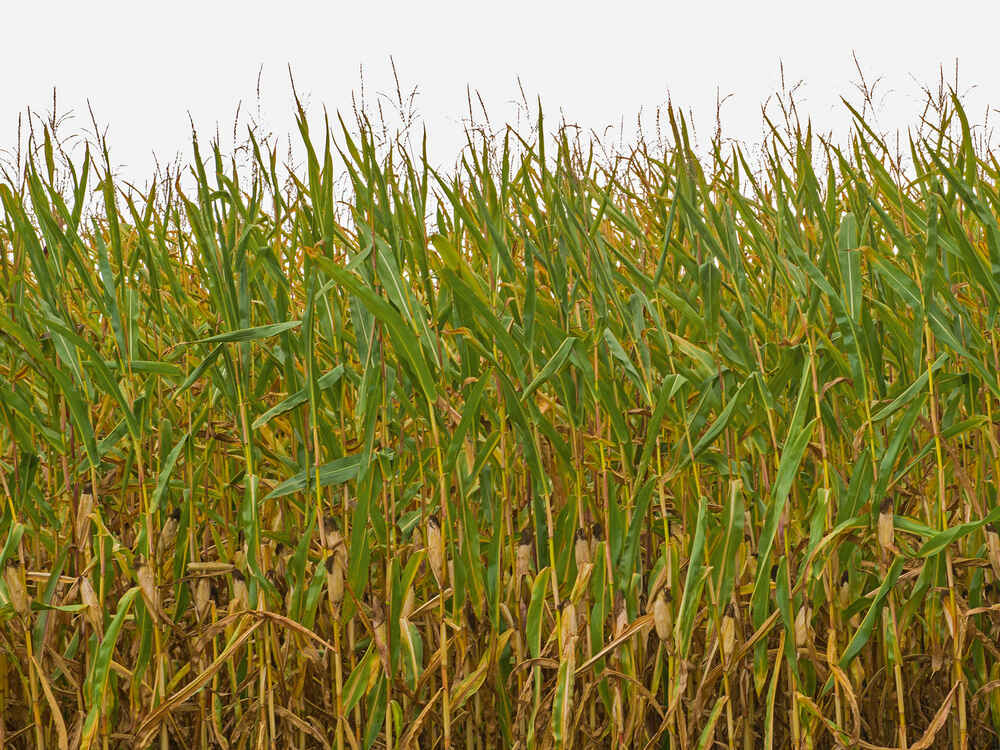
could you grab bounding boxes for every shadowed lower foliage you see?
[1,91,1000,749]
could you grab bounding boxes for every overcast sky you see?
[4,0,1000,181]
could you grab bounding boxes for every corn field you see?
[1,92,1000,749]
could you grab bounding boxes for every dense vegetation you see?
[1,92,1000,749]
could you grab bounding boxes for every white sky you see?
[3,0,1000,182]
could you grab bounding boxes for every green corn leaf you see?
[342,646,379,715]
[527,567,551,660]
[251,365,345,430]
[266,455,364,499]
[190,320,301,344]
[150,432,189,513]
[675,496,709,655]
[713,479,745,608]
[521,336,577,403]
[836,556,903,673]
[80,587,140,750]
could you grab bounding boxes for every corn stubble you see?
[1,90,1000,749]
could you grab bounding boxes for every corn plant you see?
[1,91,999,749]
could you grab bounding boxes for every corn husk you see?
[877,497,894,552]
[230,571,248,615]
[720,614,736,662]
[574,529,590,569]
[327,556,345,611]
[427,515,446,588]
[76,492,95,549]
[80,575,102,631]
[986,524,1000,580]
[195,577,212,620]
[560,602,577,658]
[157,508,180,559]
[653,591,672,641]
[136,560,160,623]
[794,604,810,649]
[4,562,29,617]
